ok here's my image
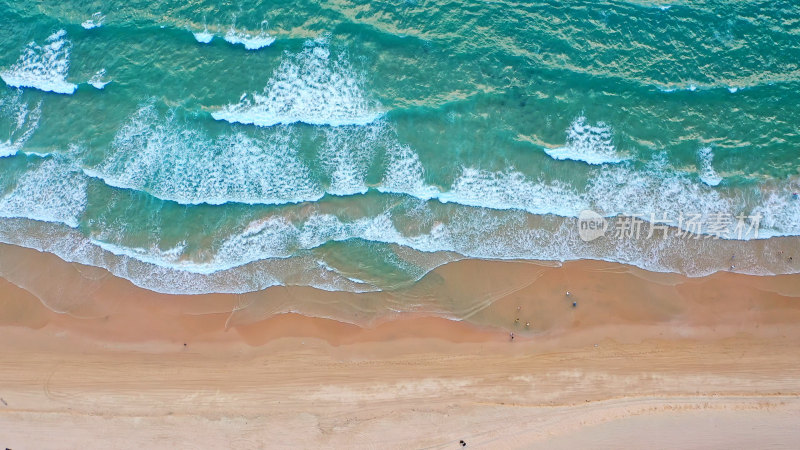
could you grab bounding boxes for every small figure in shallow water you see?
[572,301,577,308]
[510,332,515,341]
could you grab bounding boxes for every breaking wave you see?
[212,38,382,127]
[543,116,626,165]
[0,30,77,95]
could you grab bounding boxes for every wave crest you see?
[84,103,323,205]
[223,21,275,50]
[544,116,625,165]
[0,30,77,94]
[212,39,382,127]
[0,89,41,157]
[0,152,86,228]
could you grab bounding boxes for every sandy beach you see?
[1,243,799,448]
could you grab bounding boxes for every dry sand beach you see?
[1,243,800,448]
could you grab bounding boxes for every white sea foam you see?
[543,116,625,164]
[88,103,800,241]
[92,106,427,205]
[659,83,754,94]
[89,239,196,271]
[79,213,387,291]
[213,213,363,273]
[88,69,110,89]
[439,168,588,216]
[181,202,796,284]
[1,108,796,296]
[0,90,41,157]
[0,183,796,298]
[0,216,378,295]
[585,156,762,239]
[0,153,87,228]
[750,184,800,237]
[0,102,796,297]
[216,212,400,273]
[318,125,382,195]
[223,22,275,50]
[378,143,440,200]
[91,210,402,277]
[590,161,727,217]
[85,103,323,205]
[0,30,77,94]
[81,12,105,29]
[216,216,300,267]
[419,155,797,240]
[697,147,722,186]
[193,25,214,44]
[212,38,382,127]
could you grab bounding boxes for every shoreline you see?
[2,215,799,298]
[3,241,800,338]
[2,243,800,447]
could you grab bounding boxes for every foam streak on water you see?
[86,102,800,237]
[319,125,380,195]
[212,39,382,127]
[223,22,275,50]
[0,30,77,94]
[0,89,41,158]
[83,103,323,205]
[0,153,86,228]
[88,69,111,89]
[378,143,439,200]
[543,116,626,165]
[698,147,722,186]
[439,168,588,216]
[81,12,104,30]
[193,26,214,44]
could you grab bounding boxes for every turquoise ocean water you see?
[1,0,799,295]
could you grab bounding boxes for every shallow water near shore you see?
[2,242,800,336]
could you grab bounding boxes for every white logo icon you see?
[578,209,607,241]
